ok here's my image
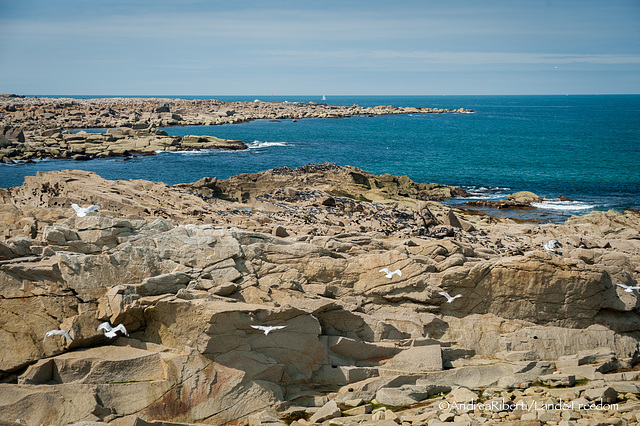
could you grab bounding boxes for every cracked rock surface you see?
[0,165,639,425]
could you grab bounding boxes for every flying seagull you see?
[251,325,286,336]
[97,322,129,339]
[438,291,462,303]
[43,329,73,343]
[379,268,402,279]
[542,240,562,253]
[616,283,640,293]
[71,203,101,217]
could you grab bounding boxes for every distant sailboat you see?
[321,95,326,101]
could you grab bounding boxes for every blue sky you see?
[1,0,639,95]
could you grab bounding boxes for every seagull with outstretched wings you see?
[71,203,101,217]
[379,267,402,279]
[438,291,462,303]
[251,325,286,336]
[97,322,129,338]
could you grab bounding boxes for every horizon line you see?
[4,93,640,98]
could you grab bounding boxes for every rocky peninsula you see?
[1,163,640,425]
[0,96,472,162]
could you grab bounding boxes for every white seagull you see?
[542,240,562,253]
[439,291,462,303]
[71,203,101,217]
[97,322,129,339]
[616,283,640,293]
[251,325,286,336]
[379,268,402,279]
[43,329,73,343]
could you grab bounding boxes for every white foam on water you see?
[463,194,499,200]
[531,199,596,211]
[12,158,51,164]
[154,149,212,155]
[459,185,511,199]
[247,140,291,149]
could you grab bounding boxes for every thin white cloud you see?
[261,49,640,66]
[369,51,640,65]
[0,7,550,45]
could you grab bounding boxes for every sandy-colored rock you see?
[0,383,103,425]
[0,97,472,161]
[375,383,448,406]
[508,191,543,204]
[1,166,639,425]
[309,399,341,423]
[448,386,479,403]
[538,373,576,387]
[19,345,165,385]
[381,344,443,373]
[583,386,618,403]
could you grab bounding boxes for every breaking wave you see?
[531,199,596,211]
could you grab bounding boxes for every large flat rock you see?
[381,344,443,373]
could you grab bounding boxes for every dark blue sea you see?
[2,95,639,222]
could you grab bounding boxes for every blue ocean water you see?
[2,95,639,221]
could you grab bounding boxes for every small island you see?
[0,95,473,163]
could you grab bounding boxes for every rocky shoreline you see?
[0,96,473,162]
[1,164,639,425]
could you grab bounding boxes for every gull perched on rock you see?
[43,329,73,343]
[71,203,101,217]
[616,283,640,293]
[542,240,562,253]
[379,268,402,279]
[251,325,286,336]
[97,322,129,339]
[439,291,462,303]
